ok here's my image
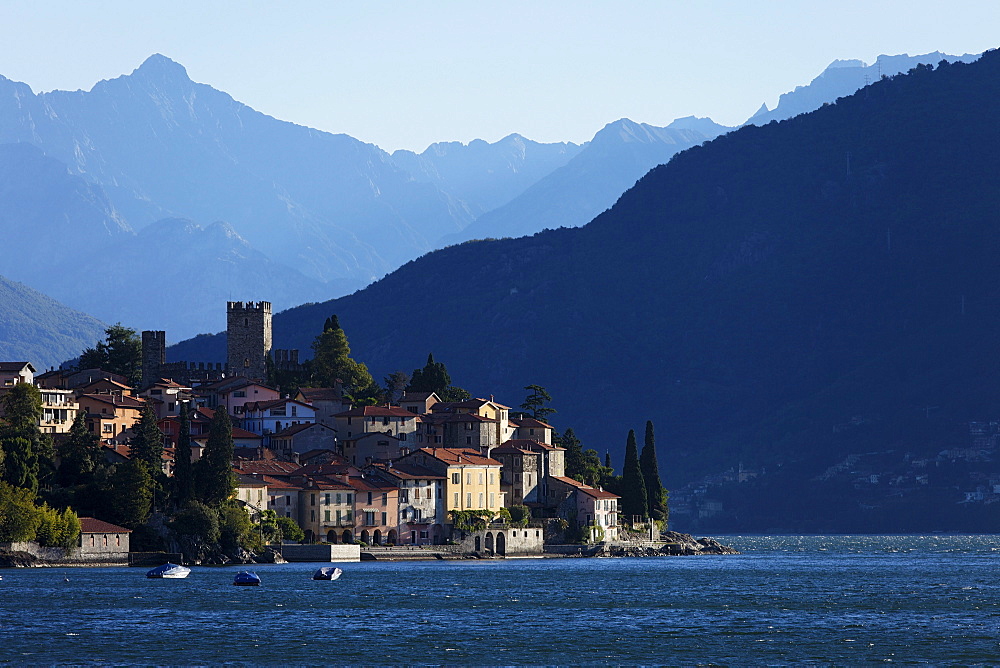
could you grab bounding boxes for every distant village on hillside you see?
[0,301,639,558]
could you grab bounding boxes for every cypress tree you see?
[640,420,667,521]
[620,429,647,521]
[0,383,45,493]
[128,403,164,474]
[198,409,236,507]
[173,402,194,505]
[110,458,153,529]
[58,410,103,487]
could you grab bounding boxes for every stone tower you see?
[226,301,272,381]
[140,330,166,389]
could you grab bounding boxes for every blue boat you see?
[233,570,261,586]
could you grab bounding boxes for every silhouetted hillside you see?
[173,52,1000,529]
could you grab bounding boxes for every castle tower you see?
[140,330,166,390]
[227,301,272,381]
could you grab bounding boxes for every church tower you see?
[226,301,272,381]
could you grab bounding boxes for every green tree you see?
[57,410,103,487]
[128,403,164,475]
[0,481,41,541]
[520,384,556,423]
[169,500,221,561]
[383,370,410,404]
[620,429,648,521]
[311,315,377,402]
[0,383,48,493]
[640,420,668,522]
[408,354,471,401]
[173,402,195,506]
[78,323,142,386]
[558,428,608,487]
[219,501,260,553]
[197,409,236,507]
[276,515,305,542]
[35,504,81,548]
[109,459,153,529]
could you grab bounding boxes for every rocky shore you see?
[602,532,740,557]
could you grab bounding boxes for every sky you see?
[1,1,997,153]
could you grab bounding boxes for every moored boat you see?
[312,567,343,581]
[233,570,261,586]
[146,563,191,579]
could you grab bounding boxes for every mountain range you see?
[0,51,971,340]
[170,49,1000,531]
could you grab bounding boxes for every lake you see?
[1,535,999,664]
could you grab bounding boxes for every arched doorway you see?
[304,530,314,543]
[361,529,371,545]
[327,530,337,543]
[342,530,353,543]
[475,536,481,551]
[387,530,397,545]
[496,531,506,556]
[485,532,494,553]
[373,529,382,545]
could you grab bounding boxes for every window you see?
[381,512,387,526]
[367,492,372,504]
[466,437,472,445]
[454,492,459,506]
[399,432,407,441]
[365,511,377,526]
[420,531,428,539]
[311,510,316,521]
[382,493,387,506]
[291,405,297,417]
[311,494,316,506]
[244,358,250,368]
[438,487,442,499]
[466,493,472,507]
[324,510,330,521]
[383,417,390,425]
[466,473,472,485]
[452,472,460,485]
[347,493,353,504]
[478,493,483,507]
[234,391,246,398]
[335,493,342,504]
[489,473,495,486]
[400,489,408,502]
[490,493,495,508]
[324,493,330,505]
[478,473,483,484]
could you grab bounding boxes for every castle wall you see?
[227,301,272,382]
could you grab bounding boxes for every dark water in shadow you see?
[2,535,999,664]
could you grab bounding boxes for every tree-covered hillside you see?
[173,51,1000,529]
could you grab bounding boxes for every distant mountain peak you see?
[749,103,770,118]
[131,54,191,83]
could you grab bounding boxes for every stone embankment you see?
[0,550,38,567]
[603,531,739,557]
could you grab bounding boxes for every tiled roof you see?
[236,460,301,475]
[80,394,146,409]
[79,517,131,534]
[399,391,438,402]
[511,417,553,429]
[272,422,333,438]
[414,447,501,467]
[244,398,313,412]
[232,427,262,439]
[334,405,417,418]
[235,473,268,488]
[373,461,446,480]
[0,361,34,373]
[550,476,620,499]
[297,387,343,402]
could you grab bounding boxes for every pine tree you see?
[520,384,556,423]
[128,403,164,474]
[197,409,236,507]
[0,383,46,494]
[58,410,103,487]
[640,420,668,521]
[173,402,194,505]
[311,315,376,400]
[620,429,647,521]
[110,458,153,529]
[407,354,470,401]
[78,323,142,386]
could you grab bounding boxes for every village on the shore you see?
[0,302,734,566]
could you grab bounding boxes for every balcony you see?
[320,518,355,527]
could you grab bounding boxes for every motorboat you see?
[233,570,261,586]
[312,567,343,581]
[146,563,191,579]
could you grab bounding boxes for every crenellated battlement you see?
[227,301,271,313]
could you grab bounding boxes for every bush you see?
[35,504,81,548]
[275,515,304,542]
[508,505,531,527]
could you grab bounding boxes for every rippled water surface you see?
[2,535,1000,664]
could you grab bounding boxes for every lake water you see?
[2,535,999,665]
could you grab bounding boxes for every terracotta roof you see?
[550,476,620,499]
[413,447,501,467]
[236,460,301,476]
[272,422,333,438]
[373,461,446,480]
[79,517,131,534]
[79,394,146,409]
[511,417,553,429]
[261,474,305,490]
[400,391,439,402]
[232,427,263,440]
[341,431,403,445]
[335,405,417,418]
[244,398,313,412]
[497,439,564,452]
[235,473,268,488]
[346,474,398,493]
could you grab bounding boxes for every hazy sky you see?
[1,1,996,152]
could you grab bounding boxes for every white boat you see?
[146,563,191,579]
[312,567,343,581]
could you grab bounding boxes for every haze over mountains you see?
[0,48,976,352]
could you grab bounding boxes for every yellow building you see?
[401,447,504,516]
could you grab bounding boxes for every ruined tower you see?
[140,330,166,390]
[226,301,272,381]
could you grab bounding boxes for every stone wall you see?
[227,301,272,382]
[279,543,361,563]
[451,525,545,555]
